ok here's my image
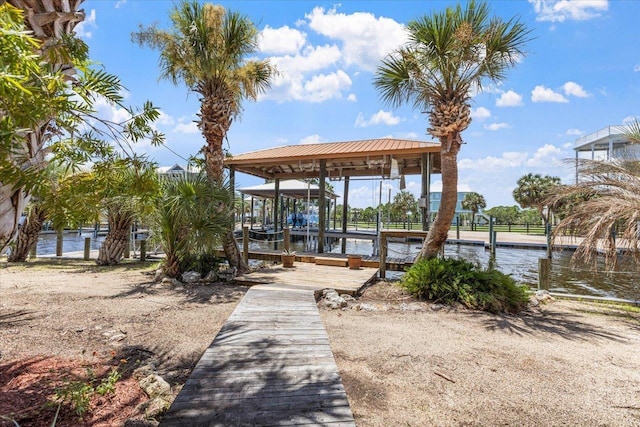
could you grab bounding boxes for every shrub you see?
[401,257,529,313]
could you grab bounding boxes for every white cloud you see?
[563,81,590,97]
[115,0,127,8]
[526,144,564,167]
[305,6,407,71]
[623,116,640,124]
[485,122,509,131]
[531,85,569,103]
[263,45,344,102]
[302,70,352,102]
[471,107,491,121]
[347,94,357,102]
[156,111,175,126]
[566,128,583,136]
[75,9,96,38]
[528,0,608,22]
[635,65,640,72]
[459,152,529,171]
[299,134,324,144]
[259,25,306,55]
[496,90,523,107]
[355,110,402,127]
[174,121,199,134]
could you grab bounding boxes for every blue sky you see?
[75,0,639,209]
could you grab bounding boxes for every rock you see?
[353,303,376,312]
[181,271,201,283]
[324,301,341,309]
[154,269,164,282]
[203,270,218,282]
[340,294,356,302]
[161,277,181,287]
[109,333,127,342]
[123,418,159,427]
[400,302,425,312]
[218,266,237,281]
[534,290,554,303]
[132,364,156,381]
[323,290,347,309]
[139,374,171,399]
[136,396,171,419]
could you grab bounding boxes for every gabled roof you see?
[225,138,441,180]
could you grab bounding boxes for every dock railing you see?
[379,230,428,279]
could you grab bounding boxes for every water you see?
[35,233,640,301]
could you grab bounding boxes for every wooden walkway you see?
[160,282,356,426]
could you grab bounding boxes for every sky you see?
[74,0,639,209]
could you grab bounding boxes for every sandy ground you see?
[1,259,639,426]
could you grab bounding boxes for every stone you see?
[109,333,127,342]
[353,303,376,312]
[161,277,181,287]
[340,294,356,301]
[181,271,201,283]
[136,396,171,419]
[204,270,218,282]
[218,266,237,281]
[154,269,164,282]
[139,374,171,399]
[123,418,159,427]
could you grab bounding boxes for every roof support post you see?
[341,177,349,254]
[273,178,280,251]
[421,153,432,231]
[318,160,326,253]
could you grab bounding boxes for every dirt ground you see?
[1,259,639,426]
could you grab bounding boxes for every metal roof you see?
[225,138,441,180]
[238,179,338,199]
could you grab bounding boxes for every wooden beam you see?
[318,160,326,253]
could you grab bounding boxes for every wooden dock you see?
[160,282,357,426]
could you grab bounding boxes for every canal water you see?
[35,233,639,301]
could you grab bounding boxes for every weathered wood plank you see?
[160,284,355,427]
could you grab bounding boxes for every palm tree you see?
[133,1,275,272]
[547,120,640,269]
[0,0,84,251]
[461,192,486,230]
[374,1,530,259]
[154,173,232,278]
[513,173,561,228]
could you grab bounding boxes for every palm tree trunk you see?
[419,150,459,259]
[8,205,46,262]
[0,187,29,254]
[96,211,132,266]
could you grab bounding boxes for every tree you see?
[133,1,275,273]
[461,192,486,230]
[153,173,233,278]
[374,1,530,259]
[513,173,561,227]
[485,205,520,225]
[393,191,418,227]
[0,3,75,252]
[547,120,640,269]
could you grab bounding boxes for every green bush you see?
[401,257,529,314]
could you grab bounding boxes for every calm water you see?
[36,233,640,301]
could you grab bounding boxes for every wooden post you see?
[491,230,497,256]
[546,222,553,259]
[379,231,387,279]
[488,216,494,248]
[284,227,290,253]
[243,226,249,265]
[538,257,551,290]
[56,229,63,257]
[341,177,349,254]
[456,216,460,240]
[273,179,280,251]
[318,160,326,253]
[29,243,37,259]
[140,240,146,262]
[83,237,91,261]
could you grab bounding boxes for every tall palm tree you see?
[461,191,486,230]
[547,120,640,269]
[0,1,84,252]
[133,1,275,272]
[374,1,530,259]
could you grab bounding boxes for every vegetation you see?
[461,192,486,230]
[152,173,233,278]
[401,257,529,314]
[374,0,531,259]
[133,1,276,273]
[54,367,121,416]
[513,173,561,228]
[546,119,640,269]
[1,2,163,255]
